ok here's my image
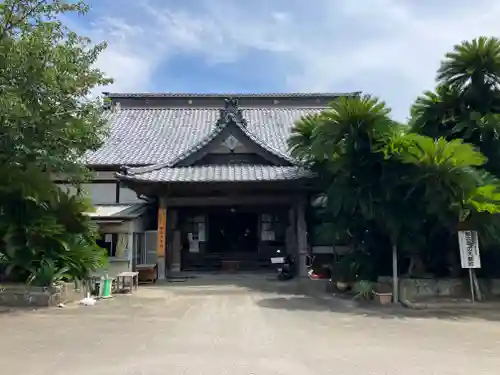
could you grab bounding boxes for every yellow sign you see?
[157,207,167,257]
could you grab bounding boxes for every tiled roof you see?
[118,165,314,183]
[85,107,323,166]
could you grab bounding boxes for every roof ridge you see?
[110,106,330,111]
[104,92,360,98]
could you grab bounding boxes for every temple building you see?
[69,92,356,278]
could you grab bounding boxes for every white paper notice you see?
[198,223,206,242]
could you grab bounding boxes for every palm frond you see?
[437,36,500,90]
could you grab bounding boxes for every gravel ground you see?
[1,274,500,375]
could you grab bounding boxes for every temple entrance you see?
[207,210,258,254]
[180,206,272,271]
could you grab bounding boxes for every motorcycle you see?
[270,249,296,280]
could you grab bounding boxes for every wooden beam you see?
[156,197,167,279]
[164,195,294,207]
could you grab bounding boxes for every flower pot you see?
[374,292,392,305]
[336,281,349,291]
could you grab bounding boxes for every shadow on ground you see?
[256,295,500,322]
[149,272,500,323]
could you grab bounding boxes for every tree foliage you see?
[411,37,500,177]
[289,47,500,276]
[0,0,111,180]
[0,0,111,285]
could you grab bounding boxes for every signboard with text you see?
[157,207,167,257]
[458,230,481,269]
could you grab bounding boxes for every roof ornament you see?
[217,97,247,127]
[119,165,129,175]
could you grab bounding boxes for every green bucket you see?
[99,276,113,299]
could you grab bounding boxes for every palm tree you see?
[437,37,500,97]
[290,96,413,301]
[289,95,500,302]
[412,37,500,178]
[288,113,322,166]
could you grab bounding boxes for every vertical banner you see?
[157,207,167,257]
[458,230,481,269]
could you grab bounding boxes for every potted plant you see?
[373,282,393,305]
[353,280,374,301]
[336,252,363,291]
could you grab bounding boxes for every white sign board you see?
[458,230,481,269]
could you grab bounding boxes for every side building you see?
[59,92,356,278]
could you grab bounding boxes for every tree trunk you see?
[392,243,399,303]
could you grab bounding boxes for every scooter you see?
[270,249,296,280]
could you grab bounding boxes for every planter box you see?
[373,292,393,305]
[0,282,85,307]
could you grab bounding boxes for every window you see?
[260,213,286,243]
[96,233,118,257]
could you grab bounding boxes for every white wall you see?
[57,183,144,206]
[119,187,142,204]
[80,183,117,205]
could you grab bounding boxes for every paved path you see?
[1,274,500,375]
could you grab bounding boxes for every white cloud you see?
[79,0,500,120]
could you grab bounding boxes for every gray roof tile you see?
[119,165,314,183]
[85,107,323,166]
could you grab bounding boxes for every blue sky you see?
[72,0,500,121]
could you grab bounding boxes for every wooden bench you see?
[116,271,139,293]
[136,264,158,284]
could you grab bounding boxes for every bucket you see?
[99,276,113,299]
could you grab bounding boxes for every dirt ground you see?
[1,274,500,375]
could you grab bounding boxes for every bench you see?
[116,271,139,293]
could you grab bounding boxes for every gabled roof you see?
[85,106,324,166]
[167,104,294,167]
[126,98,294,178]
[85,92,358,183]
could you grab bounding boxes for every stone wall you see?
[378,277,500,300]
[0,282,86,307]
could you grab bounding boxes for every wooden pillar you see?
[285,207,297,256]
[157,197,167,280]
[296,195,309,277]
[169,210,181,273]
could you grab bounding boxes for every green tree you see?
[0,0,111,285]
[411,37,500,177]
[289,96,500,301]
[0,0,112,183]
